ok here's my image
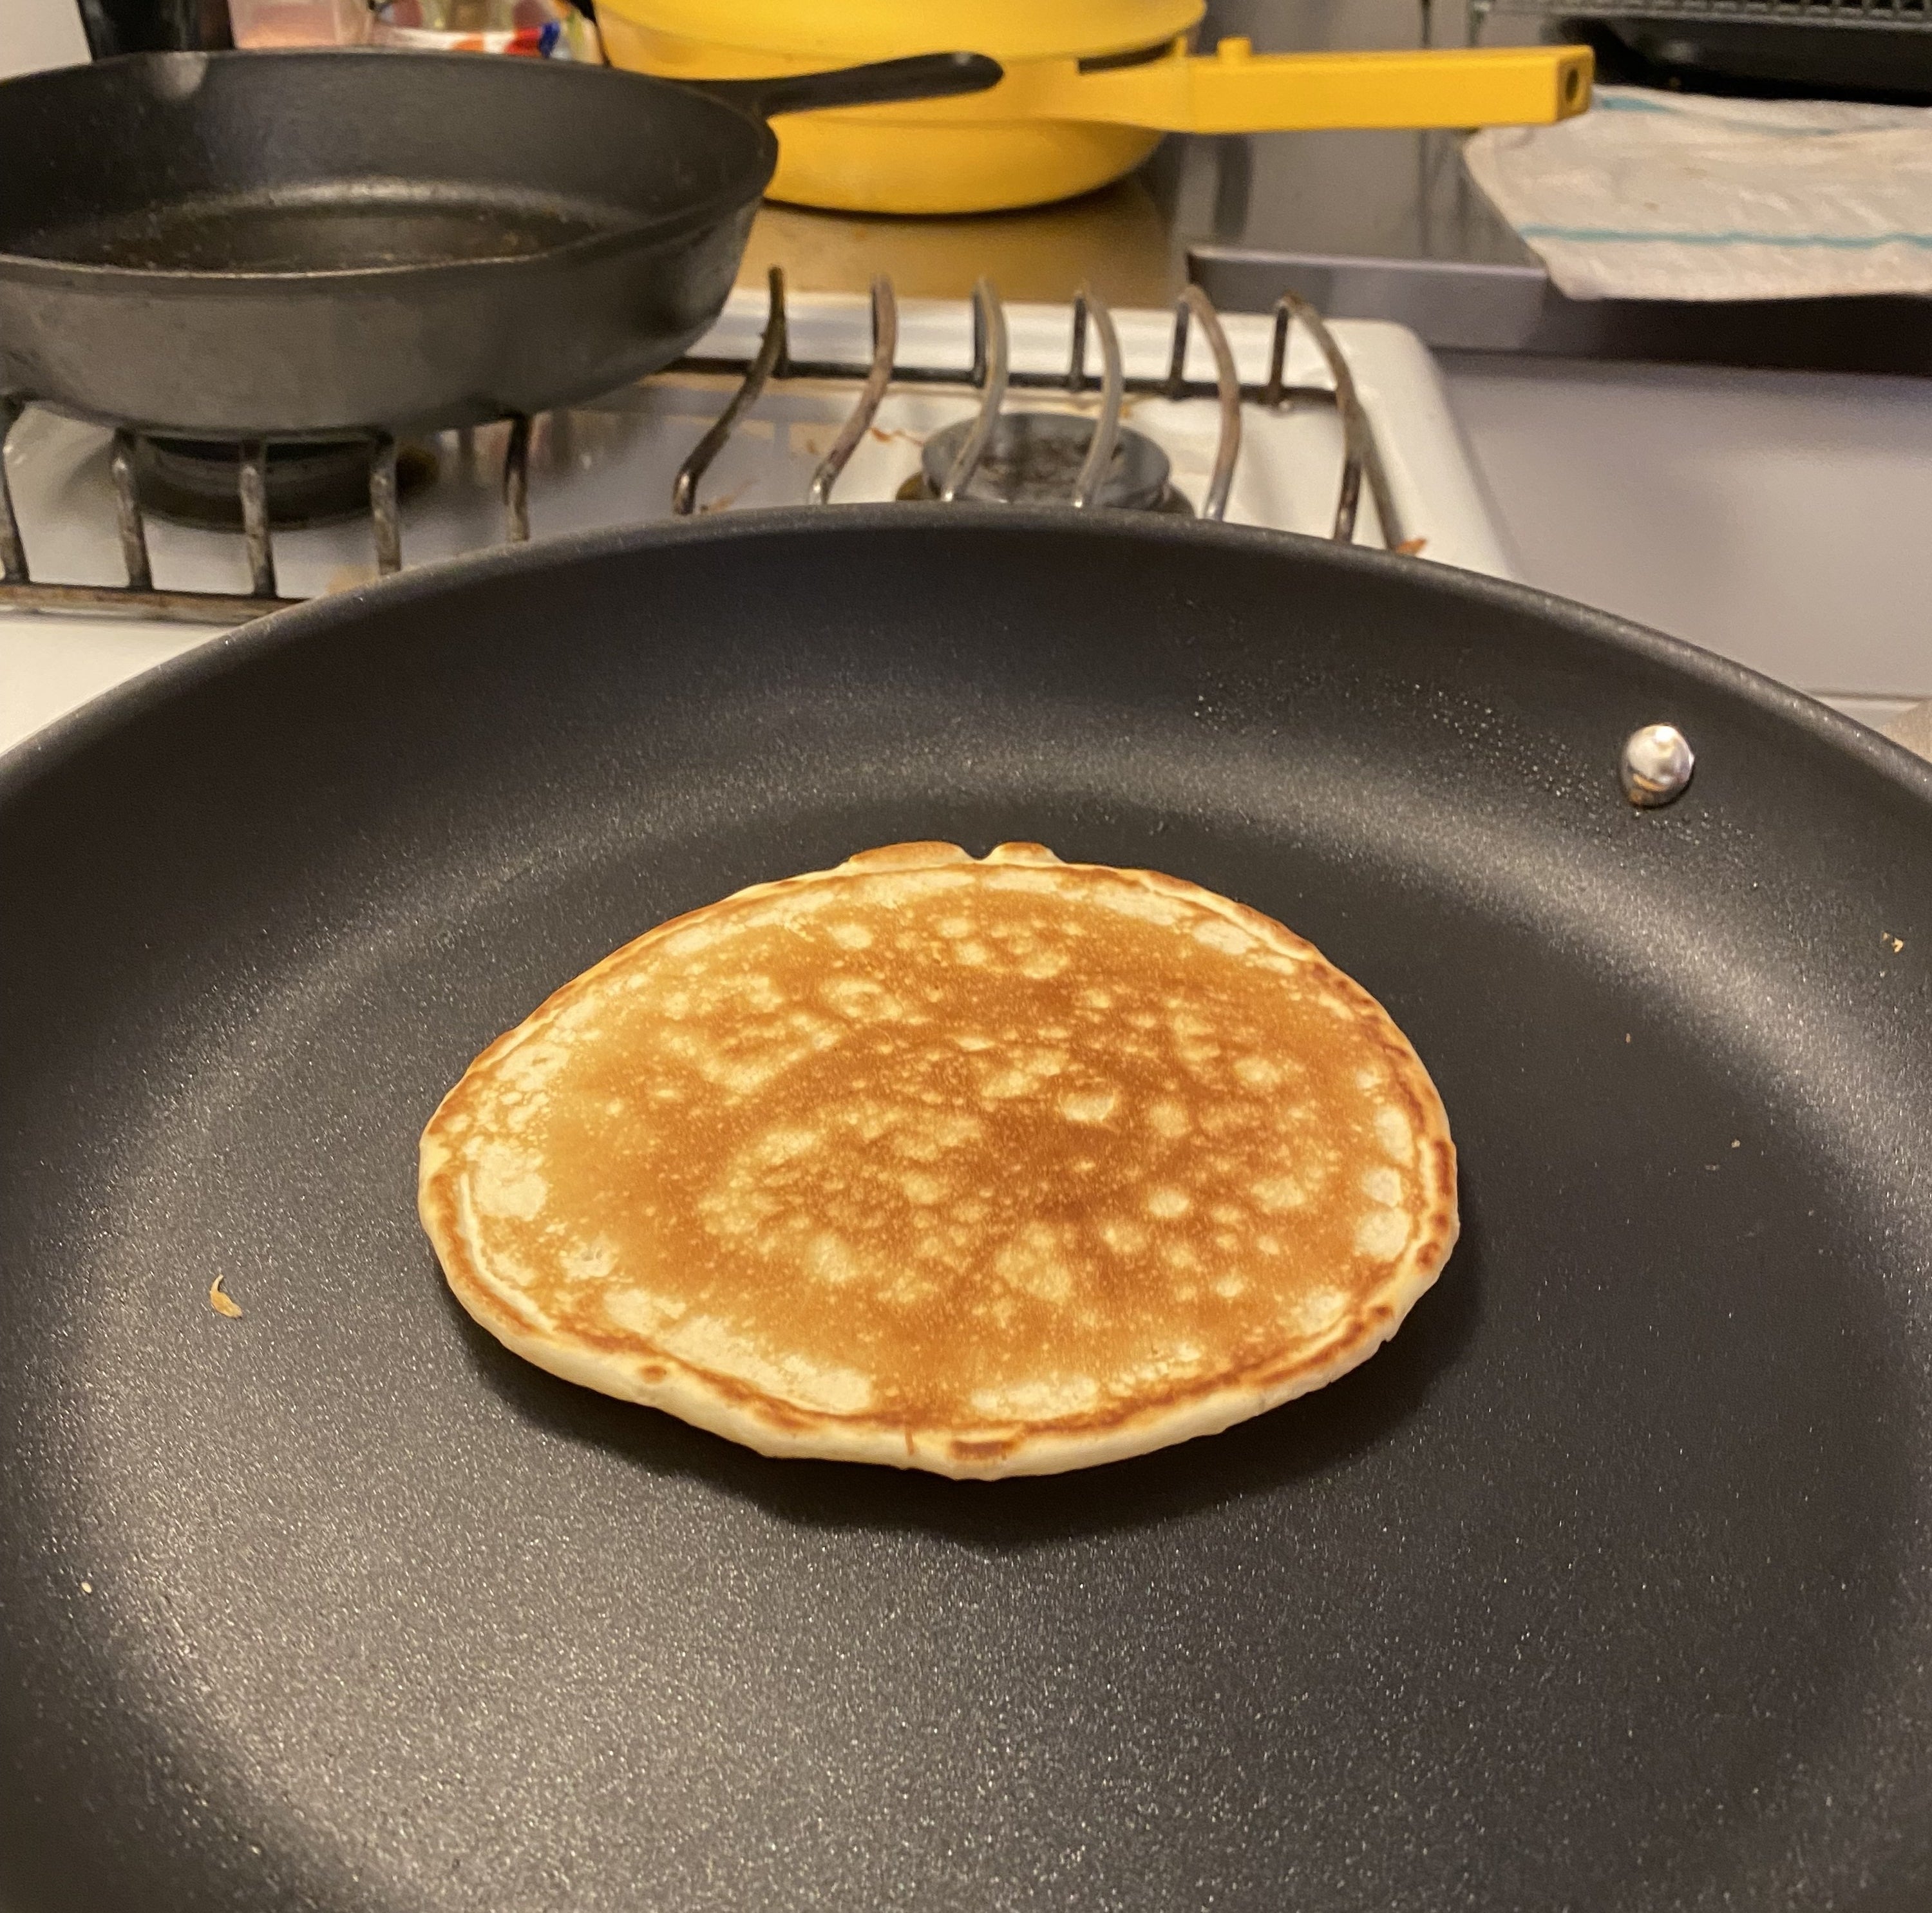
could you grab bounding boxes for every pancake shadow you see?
[445,1195,1486,1552]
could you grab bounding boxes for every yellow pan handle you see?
[1041,40,1593,133]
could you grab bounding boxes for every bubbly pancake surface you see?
[419,842,1457,1478]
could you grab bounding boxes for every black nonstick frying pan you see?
[0,48,1001,437]
[4,509,1932,1912]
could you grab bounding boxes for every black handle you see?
[694,52,1004,123]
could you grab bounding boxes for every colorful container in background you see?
[371,0,601,59]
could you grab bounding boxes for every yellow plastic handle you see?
[1043,41,1593,133]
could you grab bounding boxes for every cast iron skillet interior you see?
[0,50,1000,434]
[3,511,1931,1912]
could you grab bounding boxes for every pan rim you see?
[0,48,776,287]
[5,506,1930,812]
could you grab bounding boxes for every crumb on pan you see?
[208,1275,243,1318]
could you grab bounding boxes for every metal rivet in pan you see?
[1620,723,1695,807]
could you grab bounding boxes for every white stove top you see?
[0,289,1512,757]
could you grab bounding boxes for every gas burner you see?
[132,435,439,530]
[0,272,1432,629]
[905,412,1191,515]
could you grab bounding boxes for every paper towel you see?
[1463,85,1932,301]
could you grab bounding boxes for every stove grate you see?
[0,272,1407,626]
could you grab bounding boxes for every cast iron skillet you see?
[0,48,1001,437]
[3,510,1931,1912]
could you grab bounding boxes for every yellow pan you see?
[598,5,1593,214]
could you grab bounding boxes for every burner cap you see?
[131,436,437,531]
[918,410,1173,511]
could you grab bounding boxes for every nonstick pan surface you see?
[3,511,1931,1912]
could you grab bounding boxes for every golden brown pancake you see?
[419,842,1457,1478]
